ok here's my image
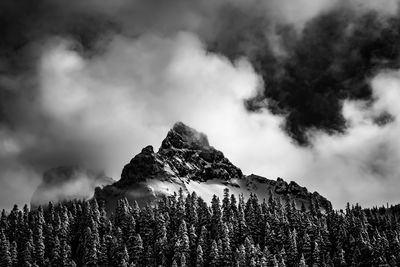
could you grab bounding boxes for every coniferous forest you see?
[1,188,400,267]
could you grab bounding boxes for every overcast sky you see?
[1,0,400,209]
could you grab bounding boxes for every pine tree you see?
[0,230,12,267]
[221,222,232,265]
[44,223,55,260]
[33,221,45,266]
[175,219,190,261]
[21,241,33,267]
[188,224,197,266]
[211,195,223,239]
[236,245,246,267]
[130,234,143,266]
[302,232,312,265]
[59,241,72,267]
[260,255,268,267]
[185,192,199,227]
[334,248,346,266]
[118,246,129,267]
[1,209,8,232]
[299,254,307,267]
[83,227,98,267]
[195,245,204,267]
[312,242,321,267]
[180,253,187,267]
[50,236,61,266]
[98,237,109,267]
[222,188,231,223]
[10,241,17,267]
[209,240,220,267]
[249,256,257,267]
[197,226,207,250]
[154,213,167,262]
[138,205,155,249]
[114,199,129,234]
[287,229,298,266]
[271,255,279,267]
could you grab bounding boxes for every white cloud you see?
[37,32,260,180]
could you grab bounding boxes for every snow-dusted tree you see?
[0,230,11,267]
[195,245,204,267]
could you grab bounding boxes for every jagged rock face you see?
[161,121,210,150]
[31,166,114,208]
[95,122,332,212]
[118,145,166,186]
[117,122,242,187]
[246,175,331,211]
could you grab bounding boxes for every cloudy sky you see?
[1,0,400,209]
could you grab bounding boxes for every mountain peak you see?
[116,122,242,187]
[95,122,331,212]
[160,122,210,151]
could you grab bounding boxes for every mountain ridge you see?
[94,122,331,211]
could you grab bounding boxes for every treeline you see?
[1,189,400,266]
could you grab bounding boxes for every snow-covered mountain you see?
[95,122,331,211]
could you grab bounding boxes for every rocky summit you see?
[117,122,242,187]
[95,122,331,211]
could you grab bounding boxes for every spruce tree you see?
[33,221,45,266]
[195,245,204,267]
[271,255,279,267]
[10,241,17,267]
[180,253,187,267]
[312,242,321,267]
[299,254,307,267]
[98,237,109,267]
[83,227,98,267]
[221,222,232,265]
[211,195,223,239]
[21,241,33,267]
[176,220,190,260]
[0,230,12,267]
[50,236,61,266]
[222,188,231,223]
[60,241,74,267]
[209,240,220,267]
[236,245,246,267]
[260,256,268,267]
[130,234,143,266]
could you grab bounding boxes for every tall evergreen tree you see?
[82,227,98,267]
[0,230,12,267]
[209,240,220,267]
[299,254,307,267]
[130,234,143,266]
[195,245,204,267]
[10,241,17,267]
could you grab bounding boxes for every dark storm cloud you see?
[234,4,400,144]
